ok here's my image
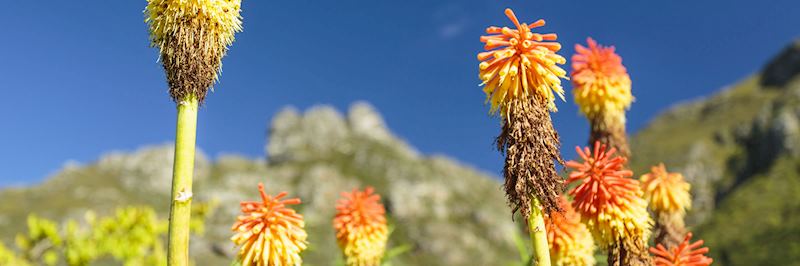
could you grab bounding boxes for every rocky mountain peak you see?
[761,40,800,88]
[266,101,418,163]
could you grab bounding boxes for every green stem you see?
[167,96,198,266]
[528,198,551,266]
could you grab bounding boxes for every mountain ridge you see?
[0,102,520,265]
[3,41,800,265]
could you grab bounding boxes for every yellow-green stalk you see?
[528,199,551,266]
[145,0,242,264]
[167,96,198,265]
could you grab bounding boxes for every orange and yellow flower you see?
[231,183,307,266]
[571,38,632,121]
[333,187,389,266]
[641,163,692,214]
[478,8,568,115]
[650,232,714,266]
[565,142,651,248]
[546,196,596,266]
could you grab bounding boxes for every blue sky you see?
[0,1,798,186]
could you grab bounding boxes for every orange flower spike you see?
[650,233,714,266]
[565,142,651,248]
[231,183,308,266]
[546,197,596,266]
[571,38,633,120]
[333,187,389,266]
[478,8,568,116]
[641,163,692,214]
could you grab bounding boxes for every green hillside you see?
[629,41,800,265]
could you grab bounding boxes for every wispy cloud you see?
[433,3,469,40]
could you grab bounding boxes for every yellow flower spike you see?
[546,197,596,266]
[478,8,568,117]
[333,187,389,266]
[145,0,243,103]
[231,183,307,266]
[641,163,692,214]
[641,163,692,249]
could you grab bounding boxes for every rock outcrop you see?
[0,102,518,266]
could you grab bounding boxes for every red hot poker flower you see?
[650,232,714,266]
[565,142,651,248]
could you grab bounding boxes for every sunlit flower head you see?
[641,163,692,214]
[478,8,568,115]
[231,183,307,266]
[333,187,389,266]
[145,0,242,47]
[565,142,651,248]
[650,232,714,266]
[546,196,596,266]
[571,38,632,121]
[145,0,243,103]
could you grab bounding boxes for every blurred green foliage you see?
[1,203,213,266]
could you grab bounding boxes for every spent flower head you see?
[145,0,243,103]
[333,187,389,266]
[478,8,568,116]
[231,183,307,266]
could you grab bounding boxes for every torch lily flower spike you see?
[650,232,714,266]
[333,187,389,266]
[478,8,570,266]
[641,163,692,214]
[231,183,307,266]
[546,196,596,266]
[479,9,568,116]
[641,163,692,248]
[571,38,633,156]
[566,142,652,266]
[479,7,568,218]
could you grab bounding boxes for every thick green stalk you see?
[528,198,551,266]
[167,96,199,266]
